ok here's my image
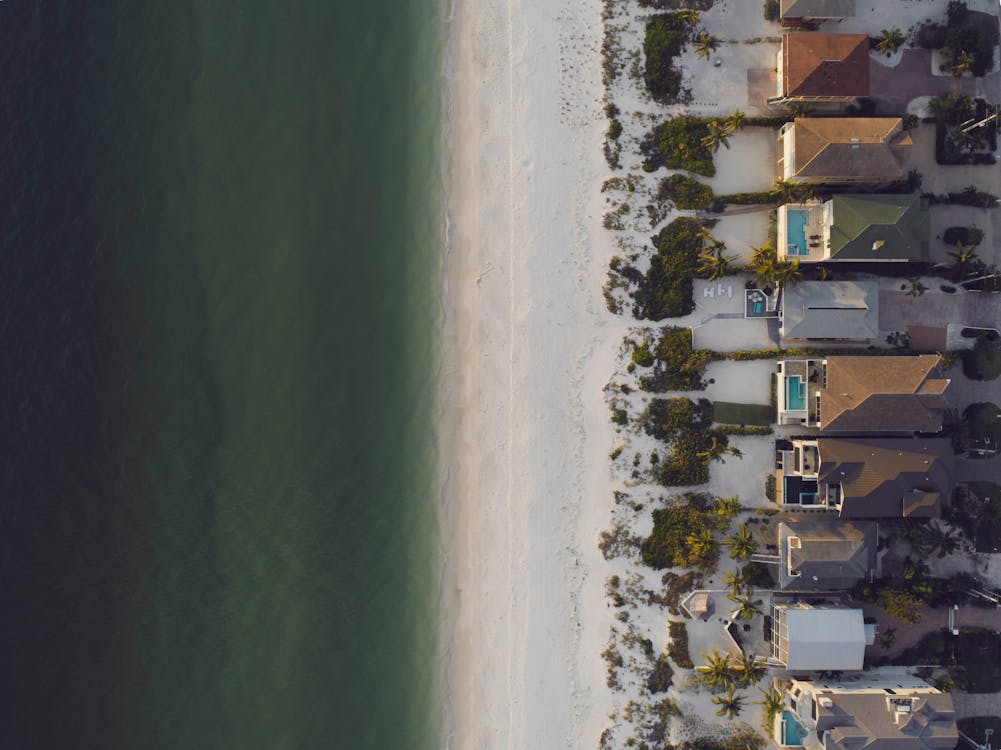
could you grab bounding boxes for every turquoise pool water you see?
[786,375,806,411]
[786,209,809,256]
[782,710,807,746]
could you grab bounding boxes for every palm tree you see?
[693,31,719,60]
[906,520,961,558]
[712,687,745,719]
[937,351,959,370]
[735,653,768,687]
[875,28,905,55]
[698,246,739,281]
[773,259,802,286]
[699,650,735,690]
[790,102,814,118]
[728,592,763,621]
[725,110,747,132]
[686,527,715,560]
[904,276,928,298]
[758,687,786,723]
[721,568,751,597]
[724,524,757,561]
[952,49,974,77]
[949,244,982,279]
[749,244,777,288]
[700,120,732,152]
[697,436,743,464]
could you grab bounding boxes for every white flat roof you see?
[784,607,866,671]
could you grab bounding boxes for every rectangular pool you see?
[786,209,809,256]
[782,710,807,747]
[786,375,806,411]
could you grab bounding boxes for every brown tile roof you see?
[790,118,911,180]
[783,33,870,98]
[817,437,953,518]
[818,355,951,432]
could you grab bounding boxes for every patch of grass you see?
[640,116,715,176]
[712,402,773,427]
[643,12,698,104]
[964,481,1001,552]
[963,402,1001,456]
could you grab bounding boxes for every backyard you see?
[963,402,1001,456]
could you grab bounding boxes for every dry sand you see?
[441,0,620,747]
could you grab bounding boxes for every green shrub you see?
[653,429,728,486]
[632,340,655,367]
[711,191,778,206]
[943,226,985,246]
[914,21,948,49]
[607,118,623,140]
[640,116,715,176]
[667,621,694,668]
[647,653,675,693]
[658,173,714,210]
[632,217,704,319]
[764,473,776,501]
[877,589,922,623]
[944,1,1000,77]
[611,407,629,426]
[717,425,772,435]
[641,499,719,569]
[763,0,779,21]
[639,327,714,392]
[643,13,697,103]
[640,397,714,440]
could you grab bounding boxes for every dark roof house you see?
[817,437,953,518]
[780,281,879,343]
[777,518,876,590]
[817,355,950,432]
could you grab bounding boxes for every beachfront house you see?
[780,0,855,27]
[775,675,957,750]
[775,518,876,591]
[772,33,869,106]
[775,437,953,518]
[777,118,911,184]
[779,281,879,345]
[769,603,870,670]
[776,194,930,264]
[775,354,950,431]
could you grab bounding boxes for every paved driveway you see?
[870,49,995,116]
[879,286,1001,335]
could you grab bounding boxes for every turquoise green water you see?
[0,2,446,748]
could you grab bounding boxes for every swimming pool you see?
[786,209,809,256]
[786,375,806,411]
[781,710,808,746]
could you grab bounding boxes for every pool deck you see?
[777,203,827,262]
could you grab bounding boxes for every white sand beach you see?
[441,0,618,747]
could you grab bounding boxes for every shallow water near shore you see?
[0,2,445,747]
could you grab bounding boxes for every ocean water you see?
[0,2,445,748]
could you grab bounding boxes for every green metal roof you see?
[827,194,930,261]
